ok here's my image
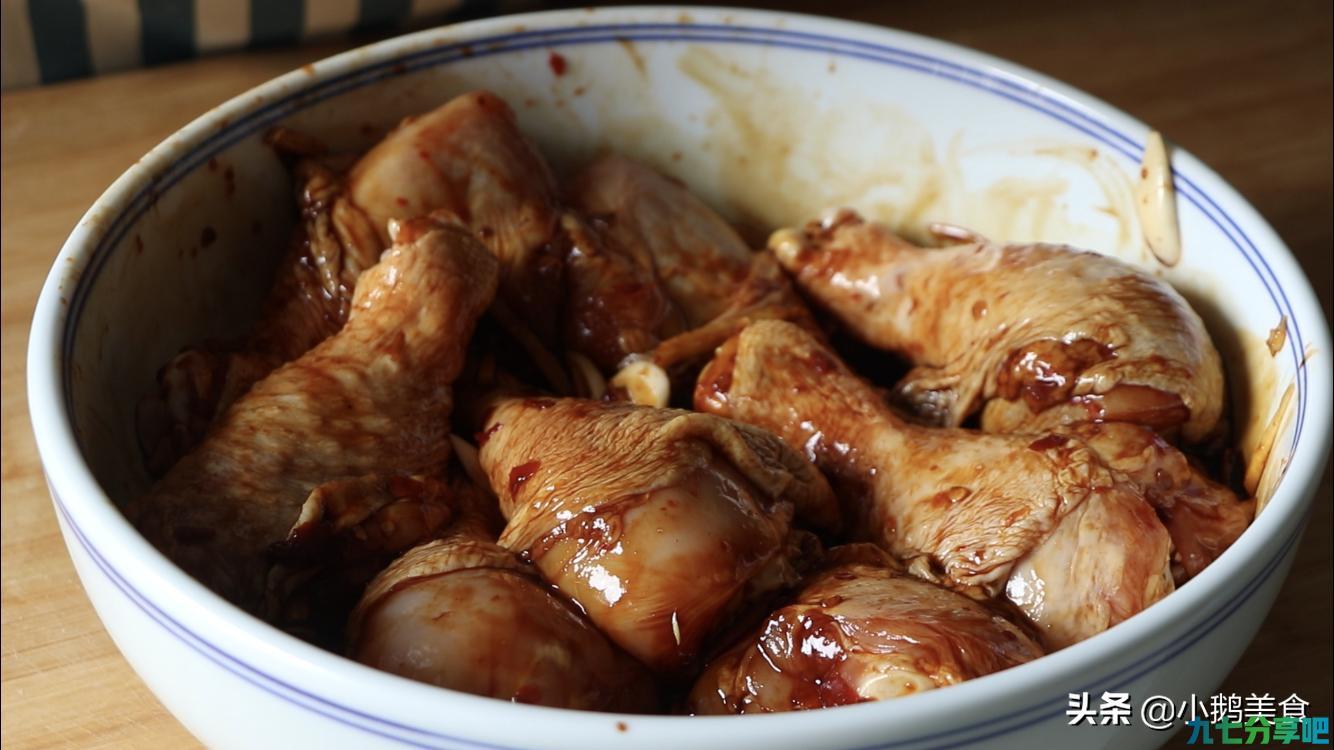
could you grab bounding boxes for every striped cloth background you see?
[2,0,529,89]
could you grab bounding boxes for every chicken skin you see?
[346,473,656,712]
[265,473,456,647]
[476,396,840,672]
[1058,421,1254,580]
[118,90,1254,711]
[345,90,565,343]
[126,220,499,613]
[568,155,755,329]
[644,251,817,375]
[558,154,756,377]
[696,320,1195,648]
[138,156,382,475]
[140,91,565,474]
[689,547,1044,713]
[565,156,814,384]
[559,210,685,373]
[349,538,657,711]
[770,210,1224,443]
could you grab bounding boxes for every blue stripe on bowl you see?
[53,21,1315,750]
[52,483,1303,750]
[863,523,1303,750]
[52,493,509,750]
[59,22,1309,457]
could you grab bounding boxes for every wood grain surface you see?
[2,2,1329,748]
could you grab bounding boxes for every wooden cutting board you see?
[2,3,1329,748]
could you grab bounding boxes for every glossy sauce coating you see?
[126,222,499,612]
[349,538,656,712]
[567,155,754,329]
[347,90,564,343]
[770,210,1224,443]
[477,397,839,671]
[559,210,684,372]
[690,556,1044,713]
[695,320,1188,648]
[265,473,454,647]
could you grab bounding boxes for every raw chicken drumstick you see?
[568,155,756,330]
[476,396,840,672]
[264,472,456,647]
[126,219,499,613]
[689,546,1044,713]
[346,90,565,343]
[564,156,815,400]
[696,320,1248,648]
[140,90,563,473]
[558,209,685,374]
[1058,421,1253,580]
[770,209,1224,443]
[347,473,656,712]
[138,154,380,475]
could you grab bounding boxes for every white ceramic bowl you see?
[28,7,1332,749]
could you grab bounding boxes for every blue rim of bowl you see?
[59,22,1310,455]
[54,20,1313,750]
[53,485,1304,750]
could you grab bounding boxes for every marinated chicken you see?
[347,474,656,712]
[350,538,657,711]
[345,91,565,343]
[129,91,1256,713]
[696,319,1188,648]
[139,91,572,473]
[476,396,840,671]
[126,219,499,612]
[1058,421,1254,580]
[645,251,817,377]
[566,156,815,393]
[770,209,1224,443]
[690,546,1044,713]
[137,156,378,475]
[265,473,456,648]
[568,155,755,329]
[559,209,685,373]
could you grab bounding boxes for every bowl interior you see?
[50,8,1321,719]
